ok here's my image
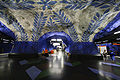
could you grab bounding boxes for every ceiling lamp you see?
[114,31,120,34]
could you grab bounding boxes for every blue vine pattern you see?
[37,0,57,10]
[32,12,48,41]
[0,0,120,42]
[47,17,58,31]
[81,12,109,42]
[0,21,16,39]
[12,20,28,41]
[91,0,120,11]
[60,0,92,10]
[0,10,28,41]
[0,0,35,9]
[93,12,120,41]
[15,35,18,41]
[52,10,79,42]
[81,0,120,42]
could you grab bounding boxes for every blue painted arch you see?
[0,21,15,53]
[0,21,16,40]
[38,31,73,53]
[93,12,120,41]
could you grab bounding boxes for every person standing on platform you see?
[50,49,54,54]
[110,51,115,62]
[103,50,107,61]
[42,49,45,56]
[65,52,71,61]
[45,48,49,57]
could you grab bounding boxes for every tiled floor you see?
[0,51,120,80]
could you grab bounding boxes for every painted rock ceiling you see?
[0,0,120,42]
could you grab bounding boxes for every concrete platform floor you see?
[0,51,120,80]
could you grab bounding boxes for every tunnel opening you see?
[0,21,15,54]
[49,38,66,51]
[46,35,69,52]
[38,31,73,53]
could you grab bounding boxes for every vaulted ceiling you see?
[0,0,120,42]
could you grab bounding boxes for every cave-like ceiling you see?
[0,0,120,42]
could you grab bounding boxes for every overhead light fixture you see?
[57,39,62,42]
[50,39,56,44]
[51,39,56,41]
[116,38,120,40]
[3,39,9,41]
[53,43,60,47]
[114,31,120,34]
[3,42,9,43]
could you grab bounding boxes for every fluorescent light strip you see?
[3,42,9,43]
[3,39,8,40]
[3,40,9,41]
[116,38,120,40]
[114,31,120,34]
[57,39,62,41]
[51,39,56,41]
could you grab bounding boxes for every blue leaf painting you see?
[64,16,66,20]
[26,5,35,8]
[65,5,72,9]
[43,16,47,18]
[41,12,44,17]
[56,20,61,22]
[114,7,119,11]
[48,1,57,5]
[80,5,86,10]
[26,1,35,4]
[70,4,77,9]
[66,18,68,22]
[74,5,82,10]
[104,8,110,14]
[61,12,64,17]
[100,5,110,9]
[93,16,97,21]
[96,12,100,18]
[89,25,91,28]
[49,17,52,21]
[59,10,62,15]
[91,2,100,6]
[60,0,68,3]
[32,12,47,41]
[52,10,79,41]
[89,23,93,26]
[91,20,94,23]
[43,6,46,10]
[37,2,43,4]
[60,0,89,10]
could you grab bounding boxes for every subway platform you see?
[0,51,120,80]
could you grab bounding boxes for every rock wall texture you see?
[0,0,120,42]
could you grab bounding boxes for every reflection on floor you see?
[0,51,120,80]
